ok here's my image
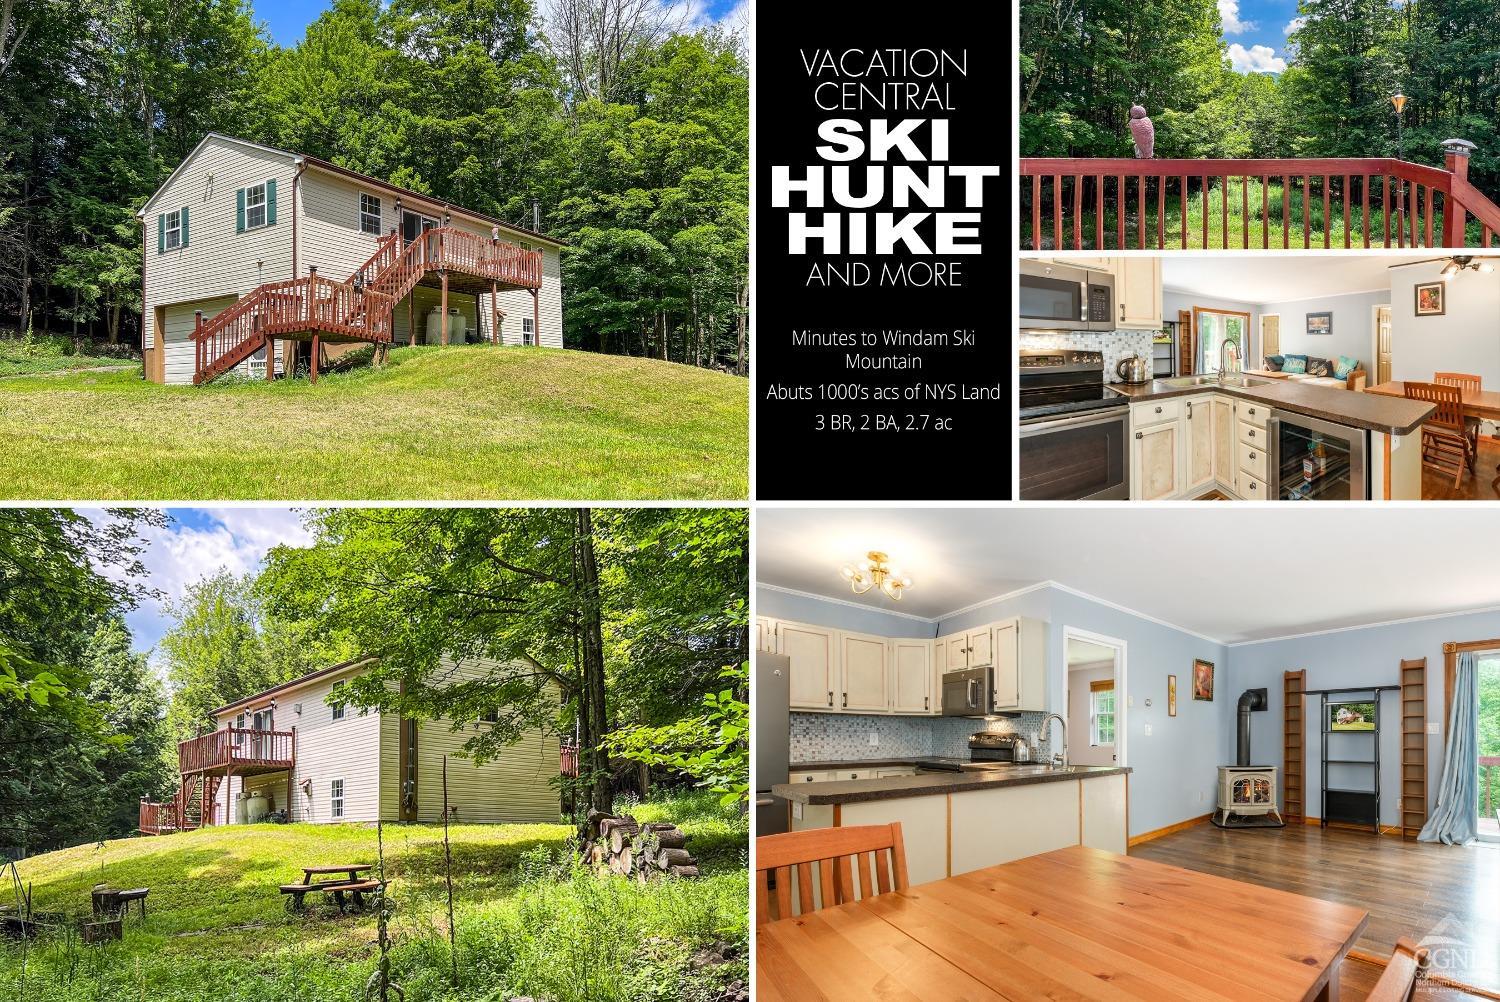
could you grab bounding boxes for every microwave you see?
[942,667,994,717]
[1019,260,1115,332]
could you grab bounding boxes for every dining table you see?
[1366,379,1500,490]
[756,845,1369,1002]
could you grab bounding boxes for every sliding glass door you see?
[1478,653,1500,842]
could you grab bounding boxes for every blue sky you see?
[1219,0,1304,74]
[249,0,747,48]
[88,508,313,665]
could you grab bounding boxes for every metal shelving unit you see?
[1310,684,1398,835]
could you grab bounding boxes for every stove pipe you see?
[1236,688,1268,765]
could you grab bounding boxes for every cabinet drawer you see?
[1236,469,1268,500]
[1131,398,1181,425]
[834,769,873,781]
[1238,400,1270,427]
[1238,420,1266,450]
[789,771,831,783]
[1237,439,1268,480]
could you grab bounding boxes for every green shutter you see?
[180,205,189,247]
[266,179,277,225]
[157,213,165,254]
[236,188,245,232]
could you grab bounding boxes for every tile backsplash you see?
[1020,330,1156,383]
[790,711,1054,764]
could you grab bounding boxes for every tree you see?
[83,620,175,836]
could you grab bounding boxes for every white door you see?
[992,621,1019,710]
[1260,314,1280,359]
[778,622,836,710]
[839,633,888,711]
[967,628,994,668]
[945,635,970,672]
[1185,396,1214,492]
[890,640,932,714]
[1133,420,1181,500]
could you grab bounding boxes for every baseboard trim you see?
[1302,816,1405,838]
[1128,813,1212,847]
[1347,949,1500,1001]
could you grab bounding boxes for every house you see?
[139,655,561,832]
[136,133,565,385]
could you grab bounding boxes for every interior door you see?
[1375,305,1393,384]
[1261,314,1280,358]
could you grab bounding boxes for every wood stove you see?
[1212,688,1287,829]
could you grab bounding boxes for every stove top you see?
[1019,348,1127,423]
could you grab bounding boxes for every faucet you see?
[1218,338,1240,383]
[1040,713,1068,769]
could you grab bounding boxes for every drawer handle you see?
[827,690,833,707]
[1249,482,1258,491]
[842,693,848,708]
[1154,406,1162,414]
[1135,431,1143,439]
[1187,402,1193,418]
[1248,407,1256,416]
[1249,451,1257,460]
[1247,429,1256,438]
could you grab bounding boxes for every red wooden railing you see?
[1020,142,1500,251]
[191,226,542,384]
[139,797,177,835]
[178,727,295,775]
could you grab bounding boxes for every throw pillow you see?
[1334,355,1358,380]
[1282,356,1307,375]
[1306,357,1331,377]
[1264,355,1285,371]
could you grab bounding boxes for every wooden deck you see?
[179,727,294,777]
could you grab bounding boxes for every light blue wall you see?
[1161,291,1259,369]
[757,587,935,639]
[1259,289,1387,374]
[1227,608,1500,827]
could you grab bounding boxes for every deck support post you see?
[1442,139,1477,247]
[194,310,203,382]
[440,268,449,346]
[531,288,539,346]
[490,281,498,344]
[266,339,275,380]
[310,333,319,384]
[407,294,415,346]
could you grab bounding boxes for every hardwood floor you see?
[1424,436,1500,500]
[1132,821,1500,995]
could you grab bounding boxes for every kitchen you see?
[1018,255,1447,501]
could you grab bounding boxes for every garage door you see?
[162,295,239,385]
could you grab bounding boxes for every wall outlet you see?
[868,731,879,747]
[1199,790,1206,803]
[1143,723,1153,737]
[1427,721,1440,734]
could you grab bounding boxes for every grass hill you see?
[0,346,747,500]
[0,794,748,1002]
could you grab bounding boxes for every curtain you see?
[1419,652,1479,845]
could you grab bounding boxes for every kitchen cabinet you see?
[944,633,969,671]
[875,767,917,778]
[777,621,837,710]
[1131,415,1181,500]
[1183,394,1214,493]
[838,632,888,712]
[1111,256,1162,329]
[992,617,1049,712]
[890,640,933,714]
[991,620,1019,708]
[755,616,776,653]
[1212,396,1236,489]
[944,628,994,671]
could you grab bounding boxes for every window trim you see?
[522,316,535,346]
[244,182,268,230]
[360,192,383,235]
[330,681,346,721]
[1089,683,1116,747]
[164,209,182,250]
[330,778,344,819]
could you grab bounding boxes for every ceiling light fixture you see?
[1439,255,1494,281]
[839,550,913,601]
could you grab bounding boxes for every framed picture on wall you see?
[1415,281,1446,316]
[1306,311,1332,335]
[1168,674,1178,717]
[1192,659,1215,701]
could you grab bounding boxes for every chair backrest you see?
[1346,368,1368,392]
[1403,380,1465,432]
[755,823,908,923]
[1434,371,1482,395]
[1365,938,1431,1002]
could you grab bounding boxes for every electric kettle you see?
[1116,354,1150,383]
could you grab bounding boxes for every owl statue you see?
[1129,105,1155,159]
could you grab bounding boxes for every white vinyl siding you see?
[360,193,382,235]
[275,666,381,823]
[160,295,286,385]
[297,170,387,281]
[140,136,295,359]
[391,285,481,346]
[496,244,563,347]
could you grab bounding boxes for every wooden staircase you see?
[191,227,543,384]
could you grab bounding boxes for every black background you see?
[754,8,1013,500]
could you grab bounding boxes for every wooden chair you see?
[1434,371,1482,456]
[1365,938,1431,1002]
[1404,381,1474,487]
[1346,368,1368,392]
[755,823,908,923]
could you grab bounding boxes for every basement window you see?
[522,317,534,346]
[245,182,267,229]
[165,209,182,250]
[360,193,382,235]
[330,778,344,819]
[1090,681,1116,746]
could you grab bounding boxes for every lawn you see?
[0,346,748,500]
[0,332,138,378]
[0,792,748,1002]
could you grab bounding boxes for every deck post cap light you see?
[1441,138,1476,157]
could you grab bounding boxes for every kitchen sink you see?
[1160,375,1268,389]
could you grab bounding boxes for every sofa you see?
[1247,354,1368,391]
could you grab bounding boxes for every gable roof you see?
[210,656,375,718]
[137,131,565,247]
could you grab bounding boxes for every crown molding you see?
[754,583,937,623]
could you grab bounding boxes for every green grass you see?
[0,346,748,500]
[0,332,137,378]
[0,793,748,1002]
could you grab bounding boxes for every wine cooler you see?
[1267,410,1369,501]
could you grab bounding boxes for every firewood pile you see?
[581,809,701,881]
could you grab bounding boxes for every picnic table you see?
[278,864,381,913]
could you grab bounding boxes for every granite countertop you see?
[1110,377,1432,436]
[773,765,1131,805]
[790,756,969,771]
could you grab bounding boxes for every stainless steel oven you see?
[1267,410,1369,500]
[942,667,993,717]
[1019,260,1115,332]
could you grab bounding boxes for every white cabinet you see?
[1112,256,1162,329]
[992,617,1048,712]
[1212,396,1236,489]
[838,632,888,712]
[755,616,776,653]
[890,640,933,714]
[1128,392,1276,500]
[1183,395,1214,493]
[777,621,837,710]
[944,633,969,671]
[875,767,917,778]
[991,620,1019,709]
[944,628,993,671]
[1132,417,1181,500]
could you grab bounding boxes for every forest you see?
[0,0,749,373]
[1021,0,1500,195]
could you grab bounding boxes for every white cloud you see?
[1284,16,1306,34]
[1218,0,1256,34]
[1228,43,1286,74]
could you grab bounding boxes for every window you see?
[245,182,267,229]
[478,709,499,724]
[331,681,346,721]
[165,209,182,250]
[330,779,344,819]
[1090,681,1116,746]
[234,712,245,730]
[522,317,534,346]
[360,193,382,235]
[1195,307,1250,374]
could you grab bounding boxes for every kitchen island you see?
[774,765,1130,885]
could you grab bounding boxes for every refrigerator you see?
[755,652,791,837]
